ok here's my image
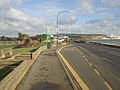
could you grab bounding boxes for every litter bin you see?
[47,42,51,49]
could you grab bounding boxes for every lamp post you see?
[56,11,69,46]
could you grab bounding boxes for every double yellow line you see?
[57,45,89,90]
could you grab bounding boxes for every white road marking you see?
[85,59,88,61]
[83,55,85,58]
[94,69,100,76]
[63,48,75,52]
[89,63,93,67]
[97,49,104,51]
[104,81,113,90]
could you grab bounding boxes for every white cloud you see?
[5,8,28,21]
[82,15,120,35]
[101,0,120,7]
[76,0,94,14]
[57,14,120,35]
[0,7,43,36]
[96,7,108,11]
[0,1,71,36]
[0,0,21,9]
[0,0,119,36]
[59,15,77,25]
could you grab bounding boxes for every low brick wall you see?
[0,48,13,59]
[87,41,120,48]
[0,46,47,90]
[0,41,19,45]
[15,53,31,60]
[102,43,120,48]
[0,60,31,90]
[31,46,47,59]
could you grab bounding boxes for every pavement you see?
[16,47,73,90]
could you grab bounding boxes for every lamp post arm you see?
[56,11,69,46]
[57,11,69,28]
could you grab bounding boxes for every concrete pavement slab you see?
[16,47,73,90]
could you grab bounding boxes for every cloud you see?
[5,8,28,21]
[0,1,70,36]
[59,15,77,25]
[0,0,120,36]
[83,15,120,35]
[0,7,43,37]
[58,14,120,35]
[95,7,108,11]
[32,1,65,17]
[101,0,120,7]
[76,0,94,14]
[0,0,21,10]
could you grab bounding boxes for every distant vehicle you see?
[58,38,65,42]
[52,38,65,43]
[74,40,86,43]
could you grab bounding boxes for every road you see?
[59,43,120,90]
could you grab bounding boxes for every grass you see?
[0,44,15,50]
[0,44,39,53]
[13,47,38,53]
[0,67,13,81]
[0,61,23,81]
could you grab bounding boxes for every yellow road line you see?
[57,46,89,90]
[94,69,100,76]
[104,82,113,90]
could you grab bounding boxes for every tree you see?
[18,32,29,43]
[36,34,40,42]
[1,36,7,41]
[18,32,23,42]
[36,34,42,42]
[23,38,32,46]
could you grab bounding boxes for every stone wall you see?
[0,46,47,90]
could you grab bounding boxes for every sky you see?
[0,0,120,37]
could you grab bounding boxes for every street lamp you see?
[56,11,69,46]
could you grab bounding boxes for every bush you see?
[23,38,32,46]
[31,40,40,47]
[14,40,40,48]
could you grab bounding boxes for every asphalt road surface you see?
[60,43,120,90]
